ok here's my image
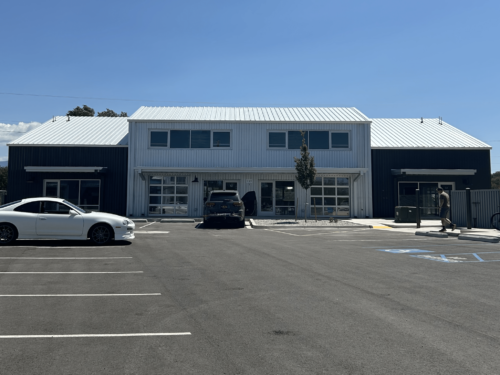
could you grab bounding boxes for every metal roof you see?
[371,118,491,149]
[129,106,370,123]
[8,116,129,146]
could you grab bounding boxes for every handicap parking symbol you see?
[378,249,434,254]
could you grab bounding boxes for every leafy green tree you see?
[0,167,8,190]
[492,171,500,189]
[67,105,95,117]
[97,109,128,117]
[294,131,317,222]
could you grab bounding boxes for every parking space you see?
[0,236,194,374]
[1,223,500,374]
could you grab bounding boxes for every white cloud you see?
[0,122,43,161]
[0,122,42,146]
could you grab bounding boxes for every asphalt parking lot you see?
[1,222,500,374]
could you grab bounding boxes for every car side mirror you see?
[69,209,78,215]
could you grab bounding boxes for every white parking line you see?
[140,222,156,229]
[0,271,144,274]
[134,231,170,234]
[0,257,133,260]
[0,332,191,338]
[0,293,161,297]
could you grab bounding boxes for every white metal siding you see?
[131,122,369,169]
[127,171,371,218]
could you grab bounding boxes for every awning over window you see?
[24,166,107,173]
[391,169,476,176]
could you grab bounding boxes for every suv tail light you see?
[205,202,215,207]
[233,202,242,207]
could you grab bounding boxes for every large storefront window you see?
[149,176,188,215]
[398,182,454,217]
[44,180,100,211]
[310,177,350,217]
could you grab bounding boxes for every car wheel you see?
[0,223,17,245]
[89,224,113,245]
[203,219,212,228]
[238,219,246,228]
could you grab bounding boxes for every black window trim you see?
[148,129,232,149]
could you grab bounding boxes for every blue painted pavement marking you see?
[378,249,434,254]
[411,251,500,263]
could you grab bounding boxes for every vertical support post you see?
[295,198,298,222]
[466,188,472,229]
[416,189,421,229]
[314,198,317,222]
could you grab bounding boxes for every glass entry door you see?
[398,181,454,218]
[260,181,295,216]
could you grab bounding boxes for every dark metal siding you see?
[372,149,491,218]
[7,147,128,216]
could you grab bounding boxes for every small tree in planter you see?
[294,131,317,222]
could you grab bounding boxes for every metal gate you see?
[451,190,500,228]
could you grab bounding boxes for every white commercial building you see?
[126,107,373,218]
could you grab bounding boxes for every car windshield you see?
[0,200,21,209]
[209,192,239,202]
[63,200,87,213]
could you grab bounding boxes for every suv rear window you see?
[209,192,239,202]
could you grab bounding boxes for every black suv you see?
[203,191,245,228]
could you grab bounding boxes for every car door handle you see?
[39,217,47,220]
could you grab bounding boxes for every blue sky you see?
[1,0,499,170]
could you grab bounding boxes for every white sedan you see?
[0,197,135,245]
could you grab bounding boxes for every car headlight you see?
[122,220,129,225]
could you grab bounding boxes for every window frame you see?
[330,131,351,150]
[148,129,232,149]
[149,130,170,148]
[267,130,288,149]
[43,179,101,211]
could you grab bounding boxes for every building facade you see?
[7,117,129,216]
[126,107,374,218]
[370,118,492,218]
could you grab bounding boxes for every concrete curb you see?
[385,223,442,229]
[160,219,195,223]
[415,231,449,238]
[458,234,500,243]
[249,218,372,230]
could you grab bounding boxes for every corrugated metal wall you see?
[371,149,491,217]
[127,171,370,218]
[8,146,128,216]
[127,121,373,218]
[130,122,369,169]
[451,190,500,228]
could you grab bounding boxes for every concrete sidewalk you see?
[346,218,500,238]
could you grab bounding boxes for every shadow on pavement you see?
[195,223,245,230]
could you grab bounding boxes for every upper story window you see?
[149,130,231,149]
[268,131,350,150]
[268,132,287,148]
[331,132,350,149]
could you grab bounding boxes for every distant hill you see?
[0,161,7,167]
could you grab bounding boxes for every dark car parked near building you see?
[203,190,245,227]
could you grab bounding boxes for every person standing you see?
[437,187,456,232]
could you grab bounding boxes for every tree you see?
[492,172,500,189]
[67,105,95,117]
[97,109,128,117]
[294,131,317,222]
[0,167,8,190]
